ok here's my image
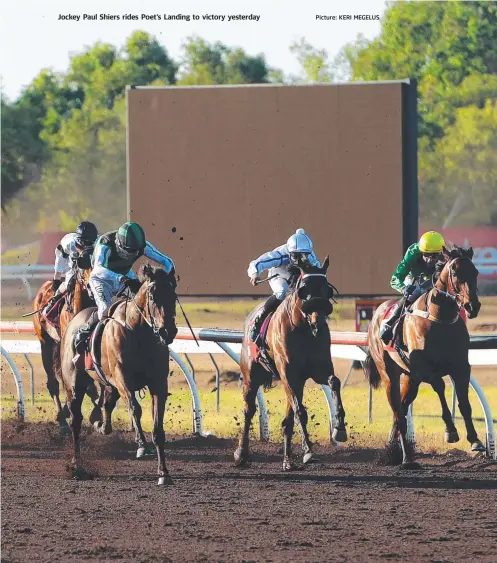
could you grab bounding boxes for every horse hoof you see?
[158,475,173,486]
[234,448,248,467]
[137,447,146,459]
[332,428,348,443]
[445,431,460,443]
[303,452,314,464]
[470,441,487,453]
[283,460,297,472]
[400,461,422,470]
[89,408,103,426]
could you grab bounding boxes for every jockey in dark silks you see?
[73,221,175,353]
[380,231,446,344]
[42,221,99,315]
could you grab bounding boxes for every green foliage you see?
[2,32,271,245]
[177,36,269,85]
[291,1,497,227]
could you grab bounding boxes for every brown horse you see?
[59,264,178,485]
[234,257,347,470]
[364,245,485,468]
[32,262,100,430]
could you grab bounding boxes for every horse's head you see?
[293,256,338,335]
[436,246,481,319]
[135,264,178,345]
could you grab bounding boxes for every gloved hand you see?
[121,276,142,294]
[404,284,416,297]
[52,279,62,293]
[249,275,260,287]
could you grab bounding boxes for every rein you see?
[409,258,466,324]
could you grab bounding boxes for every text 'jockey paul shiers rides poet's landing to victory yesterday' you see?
[58,13,261,22]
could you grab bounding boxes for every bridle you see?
[288,273,334,336]
[128,280,176,344]
[410,257,474,324]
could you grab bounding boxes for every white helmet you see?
[287,228,313,254]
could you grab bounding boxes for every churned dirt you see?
[2,421,496,563]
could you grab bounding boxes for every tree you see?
[177,37,270,85]
[420,100,497,227]
[349,1,497,146]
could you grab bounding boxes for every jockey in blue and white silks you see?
[247,228,321,343]
[74,221,175,351]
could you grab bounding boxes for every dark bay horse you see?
[364,245,485,468]
[235,257,348,470]
[32,260,99,430]
[59,264,178,485]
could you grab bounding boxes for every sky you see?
[1,0,387,101]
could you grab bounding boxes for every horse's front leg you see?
[131,392,152,458]
[278,364,312,470]
[430,377,459,443]
[148,378,172,486]
[452,365,486,454]
[328,370,347,443]
[281,398,296,470]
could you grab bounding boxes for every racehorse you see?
[364,245,485,468]
[234,256,348,470]
[32,254,100,431]
[59,264,178,485]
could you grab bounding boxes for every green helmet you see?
[116,222,146,259]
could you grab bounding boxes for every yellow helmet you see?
[418,231,445,254]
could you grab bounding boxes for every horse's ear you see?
[465,247,474,259]
[321,255,330,273]
[442,246,450,259]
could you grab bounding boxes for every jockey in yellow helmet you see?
[380,231,445,344]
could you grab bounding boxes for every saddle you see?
[247,312,279,379]
[74,299,126,385]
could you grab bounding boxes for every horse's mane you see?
[138,264,177,304]
[434,242,474,280]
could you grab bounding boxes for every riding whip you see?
[176,296,200,347]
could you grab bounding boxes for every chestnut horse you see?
[234,257,348,471]
[364,245,485,468]
[32,262,99,430]
[59,264,178,485]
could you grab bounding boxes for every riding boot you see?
[380,299,404,344]
[74,310,99,351]
[249,294,282,343]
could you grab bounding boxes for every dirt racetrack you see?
[2,421,497,563]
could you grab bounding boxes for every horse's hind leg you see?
[452,366,486,454]
[87,382,104,427]
[281,399,295,469]
[149,379,172,486]
[68,373,87,469]
[94,386,119,436]
[234,379,259,467]
[399,374,421,469]
[329,373,347,442]
[430,377,459,443]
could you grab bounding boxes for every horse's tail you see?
[363,352,382,390]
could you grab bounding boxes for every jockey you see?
[247,228,321,343]
[43,221,99,313]
[73,221,176,352]
[380,231,446,344]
